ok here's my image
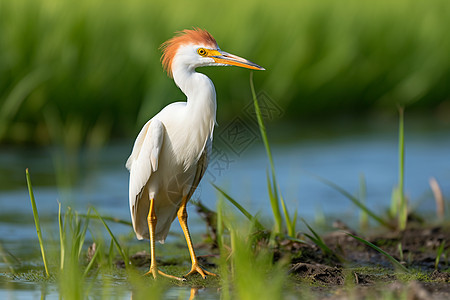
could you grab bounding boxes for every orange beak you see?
[208,50,265,71]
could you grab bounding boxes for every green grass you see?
[301,218,338,259]
[216,199,287,299]
[20,159,450,299]
[397,107,408,230]
[389,107,408,230]
[346,233,409,273]
[92,207,130,267]
[214,74,298,241]
[309,172,392,229]
[300,108,417,231]
[24,169,163,298]
[212,183,264,230]
[214,77,434,281]
[0,243,17,274]
[359,174,369,230]
[1,0,450,144]
[250,73,297,237]
[26,168,49,277]
[435,241,446,270]
[26,168,135,298]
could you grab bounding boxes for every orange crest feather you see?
[160,28,218,77]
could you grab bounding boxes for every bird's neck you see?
[173,67,217,129]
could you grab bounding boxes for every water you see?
[1,119,449,297]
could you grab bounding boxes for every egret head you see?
[161,28,264,78]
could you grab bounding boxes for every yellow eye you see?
[197,48,207,57]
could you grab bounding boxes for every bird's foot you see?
[183,263,217,279]
[144,265,185,281]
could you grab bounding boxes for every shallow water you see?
[1,119,449,297]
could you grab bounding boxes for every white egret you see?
[126,28,264,280]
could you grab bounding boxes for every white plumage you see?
[126,73,216,242]
[125,28,263,280]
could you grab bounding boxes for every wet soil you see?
[118,222,449,299]
[284,224,450,299]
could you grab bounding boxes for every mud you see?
[117,222,449,298]
[284,224,450,299]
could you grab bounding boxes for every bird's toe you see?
[144,266,185,281]
[184,263,217,279]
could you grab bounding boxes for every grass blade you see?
[58,201,65,271]
[279,188,295,237]
[309,172,392,229]
[284,236,308,244]
[435,240,445,270]
[108,239,114,267]
[92,207,129,267]
[397,107,407,230]
[76,209,91,259]
[212,183,264,230]
[216,198,231,300]
[359,174,368,230]
[78,214,132,227]
[26,168,50,277]
[266,172,282,233]
[347,233,409,272]
[0,243,16,274]
[301,219,335,258]
[390,186,400,219]
[250,73,283,233]
[249,73,275,174]
[84,244,100,277]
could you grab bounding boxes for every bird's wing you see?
[126,119,165,228]
[186,138,211,201]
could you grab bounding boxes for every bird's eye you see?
[197,48,207,57]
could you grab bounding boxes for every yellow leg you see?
[144,197,184,281]
[178,196,216,279]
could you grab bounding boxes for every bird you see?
[126,28,264,281]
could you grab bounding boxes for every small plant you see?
[309,108,411,231]
[435,240,446,270]
[311,172,392,229]
[212,183,264,231]
[396,107,408,230]
[347,233,409,273]
[301,219,338,260]
[397,242,404,262]
[217,199,287,300]
[0,243,17,274]
[92,207,130,267]
[26,168,136,298]
[359,174,369,230]
[26,168,49,277]
[390,107,408,230]
[250,73,297,237]
[215,74,299,241]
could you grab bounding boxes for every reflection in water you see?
[189,287,198,300]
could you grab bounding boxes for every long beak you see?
[210,50,265,71]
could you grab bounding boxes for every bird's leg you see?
[144,197,184,281]
[178,196,216,279]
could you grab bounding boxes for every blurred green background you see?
[1,0,449,146]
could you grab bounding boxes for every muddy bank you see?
[117,224,449,298]
[284,225,450,299]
